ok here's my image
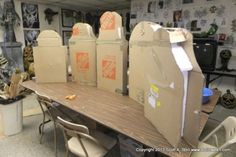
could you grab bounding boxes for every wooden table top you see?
[201,90,221,114]
[21,80,211,157]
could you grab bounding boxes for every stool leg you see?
[39,119,51,144]
[65,147,69,157]
[53,122,57,157]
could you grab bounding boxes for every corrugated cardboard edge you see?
[182,30,204,148]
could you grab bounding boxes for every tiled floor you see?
[0,114,68,157]
[0,95,236,157]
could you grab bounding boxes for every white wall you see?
[0,0,130,52]
[130,0,236,35]
[130,0,236,51]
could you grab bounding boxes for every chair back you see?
[221,116,236,146]
[57,116,89,135]
[202,116,236,152]
[57,116,93,157]
[35,91,59,121]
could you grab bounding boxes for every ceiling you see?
[25,0,131,11]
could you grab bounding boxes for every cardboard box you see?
[69,23,97,86]
[97,12,128,94]
[33,30,67,83]
[129,22,204,148]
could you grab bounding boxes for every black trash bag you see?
[0,95,25,105]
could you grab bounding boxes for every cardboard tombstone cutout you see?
[129,21,162,105]
[69,23,97,86]
[129,22,204,148]
[98,11,125,40]
[33,30,67,83]
[97,11,128,94]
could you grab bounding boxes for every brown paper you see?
[9,72,21,99]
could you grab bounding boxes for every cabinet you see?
[193,39,218,71]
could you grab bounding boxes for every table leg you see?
[205,74,210,88]
[234,78,236,91]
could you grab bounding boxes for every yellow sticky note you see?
[156,101,161,107]
[151,84,159,94]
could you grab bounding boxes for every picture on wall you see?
[147,1,157,13]
[158,0,164,9]
[61,9,80,27]
[24,30,40,46]
[183,0,194,4]
[173,10,182,27]
[21,3,40,28]
[62,30,72,45]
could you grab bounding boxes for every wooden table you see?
[21,81,212,157]
[201,90,221,114]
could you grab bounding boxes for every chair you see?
[191,116,236,157]
[36,91,84,157]
[57,116,117,157]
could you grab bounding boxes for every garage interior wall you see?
[130,0,236,94]
[0,0,61,52]
[0,0,130,52]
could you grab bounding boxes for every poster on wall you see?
[147,1,157,13]
[173,10,183,27]
[24,30,40,46]
[21,3,40,28]
[158,0,164,9]
[61,9,81,27]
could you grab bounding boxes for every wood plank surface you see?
[201,90,221,114]
[21,80,211,157]
[200,112,209,134]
